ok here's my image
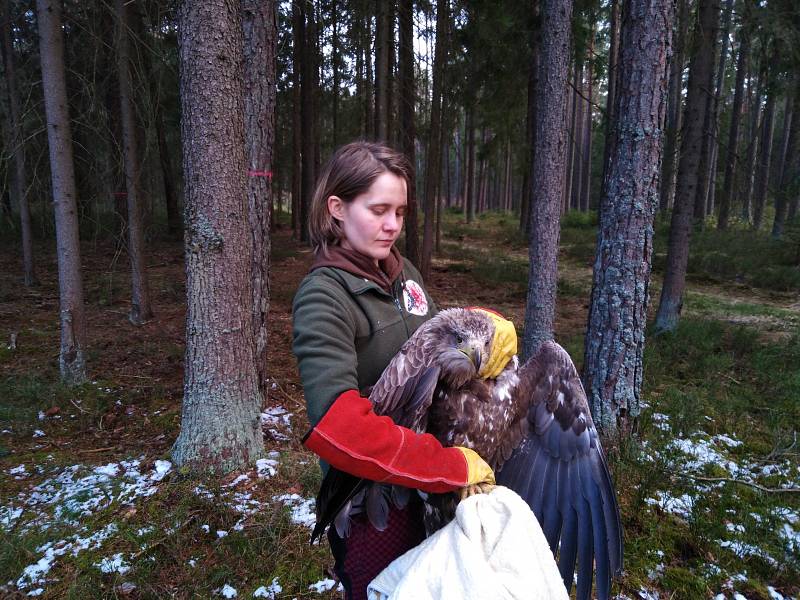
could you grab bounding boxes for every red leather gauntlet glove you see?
[303,390,492,493]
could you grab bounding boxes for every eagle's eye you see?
[455,334,463,344]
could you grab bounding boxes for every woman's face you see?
[328,172,407,264]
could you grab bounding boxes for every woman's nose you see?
[383,213,399,231]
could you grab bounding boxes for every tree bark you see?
[521,0,572,359]
[116,0,153,326]
[658,0,688,213]
[421,0,448,282]
[654,0,719,333]
[173,0,264,473]
[242,0,276,398]
[36,0,87,384]
[717,26,749,230]
[398,0,419,267]
[584,0,672,433]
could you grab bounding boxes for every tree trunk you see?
[173,0,264,473]
[331,0,340,147]
[584,0,672,434]
[421,0,448,281]
[600,0,620,205]
[717,26,749,230]
[291,0,302,237]
[570,62,584,211]
[521,0,572,359]
[116,0,153,326]
[242,0,276,398]
[654,0,719,333]
[581,30,594,212]
[364,9,374,139]
[375,0,390,140]
[155,103,180,238]
[300,0,316,242]
[399,0,419,266]
[2,0,37,286]
[772,87,798,238]
[564,63,577,213]
[752,75,776,231]
[694,0,732,223]
[128,5,180,239]
[741,65,764,222]
[465,107,476,223]
[521,0,540,235]
[658,0,688,213]
[36,0,87,384]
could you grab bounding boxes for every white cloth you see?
[367,486,569,600]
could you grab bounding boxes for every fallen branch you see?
[669,470,800,494]
[76,446,116,454]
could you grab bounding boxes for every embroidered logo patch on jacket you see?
[403,280,429,316]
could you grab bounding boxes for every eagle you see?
[312,308,623,600]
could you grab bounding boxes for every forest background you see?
[1,0,799,598]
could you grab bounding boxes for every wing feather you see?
[369,320,441,428]
[497,340,623,600]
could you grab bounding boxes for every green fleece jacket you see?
[292,258,437,427]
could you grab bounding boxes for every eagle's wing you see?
[312,324,440,540]
[496,340,623,600]
[369,327,440,429]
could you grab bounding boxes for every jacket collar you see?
[311,245,405,294]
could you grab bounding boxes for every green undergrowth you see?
[0,375,114,433]
[613,319,800,598]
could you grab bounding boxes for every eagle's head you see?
[426,308,494,389]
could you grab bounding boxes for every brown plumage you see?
[313,308,623,600]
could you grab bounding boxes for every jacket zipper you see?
[392,277,411,338]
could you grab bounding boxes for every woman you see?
[292,141,515,599]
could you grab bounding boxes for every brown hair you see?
[308,141,412,254]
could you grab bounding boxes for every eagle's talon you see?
[458,482,495,500]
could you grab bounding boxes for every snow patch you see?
[95,552,130,574]
[253,577,282,598]
[215,583,237,598]
[256,457,278,479]
[10,464,28,478]
[261,407,293,441]
[309,578,343,593]
[16,522,118,589]
[274,494,316,528]
[645,492,695,520]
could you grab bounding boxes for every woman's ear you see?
[327,195,345,220]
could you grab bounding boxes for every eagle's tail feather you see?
[366,483,392,531]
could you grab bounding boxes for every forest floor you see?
[0,211,799,599]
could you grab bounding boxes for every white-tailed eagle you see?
[312,308,623,600]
